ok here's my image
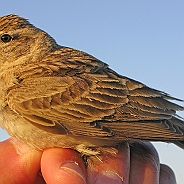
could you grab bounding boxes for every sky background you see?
[0,1,184,183]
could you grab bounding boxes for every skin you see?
[0,138,176,184]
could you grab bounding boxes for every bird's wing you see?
[7,47,184,139]
[7,48,126,137]
[98,68,184,141]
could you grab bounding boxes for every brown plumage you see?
[0,14,183,155]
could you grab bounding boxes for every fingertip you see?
[10,138,33,155]
[129,142,160,184]
[159,164,176,184]
[41,148,86,184]
[0,138,42,184]
[87,143,129,184]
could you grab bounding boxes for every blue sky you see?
[0,1,184,182]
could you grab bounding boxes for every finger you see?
[129,142,160,184]
[0,138,43,184]
[41,148,86,184]
[159,164,176,184]
[87,143,130,184]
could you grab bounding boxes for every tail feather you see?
[174,141,184,149]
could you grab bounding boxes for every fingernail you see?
[61,161,86,183]
[95,171,123,184]
[10,138,32,155]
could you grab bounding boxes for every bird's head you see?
[0,14,60,68]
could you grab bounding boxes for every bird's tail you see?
[174,141,184,149]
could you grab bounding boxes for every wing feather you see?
[6,47,184,140]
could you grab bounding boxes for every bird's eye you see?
[1,34,12,43]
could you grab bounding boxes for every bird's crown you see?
[0,14,32,32]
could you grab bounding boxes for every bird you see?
[0,14,183,156]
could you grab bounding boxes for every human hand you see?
[0,138,176,184]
